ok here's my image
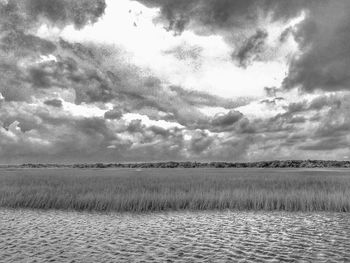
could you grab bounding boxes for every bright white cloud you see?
[35,0,302,99]
[123,113,184,129]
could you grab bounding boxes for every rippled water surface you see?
[1,209,350,262]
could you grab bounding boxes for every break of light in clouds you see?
[54,0,299,98]
[0,0,350,163]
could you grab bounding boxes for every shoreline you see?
[1,160,350,169]
[1,206,349,215]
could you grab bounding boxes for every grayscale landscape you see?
[1,0,350,262]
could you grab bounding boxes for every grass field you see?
[1,168,350,212]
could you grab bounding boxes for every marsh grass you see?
[1,168,350,212]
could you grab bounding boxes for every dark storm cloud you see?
[0,34,59,102]
[0,0,106,30]
[299,137,349,151]
[0,51,113,103]
[0,0,104,67]
[251,114,294,134]
[212,135,257,161]
[281,133,307,147]
[0,31,57,56]
[28,67,53,88]
[104,108,123,120]
[0,0,107,104]
[288,116,306,124]
[189,130,214,154]
[0,41,117,103]
[253,93,350,155]
[234,29,268,68]
[278,95,344,118]
[27,0,106,28]
[75,117,115,140]
[135,0,312,34]
[0,61,29,102]
[285,101,307,114]
[0,105,42,133]
[314,120,350,139]
[211,110,243,128]
[283,0,350,92]
[149,125,171,137]
[44,99,63,108]
[290,94,350,152]
[308,96,342,111]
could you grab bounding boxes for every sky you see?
[0,0,350,163]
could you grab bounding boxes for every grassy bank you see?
[1,168,350,212]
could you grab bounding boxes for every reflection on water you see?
[1,209,350,262]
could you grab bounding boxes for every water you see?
[1,209,350,262]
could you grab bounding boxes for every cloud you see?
[0,94,257,163]
[283,0,350,92]
[0,31,57,56]
[29,0,106,28]
[308,95,342,111]
[104,107,123,120]
[0,0,108,105]
[44,99,63,107]
[1,0,350,163]
[299,137,349,151]
[0,0,106,31]
[288,116,306,124]
[211,110,243,128]
[234,29,268,68]
[134,0,309,35]
[168,86,250,109]
[134,0,350,94]
[1,90,350,163]
[164,43,203,61]
[189,130,214,154]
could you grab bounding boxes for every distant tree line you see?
[1,160,350,168]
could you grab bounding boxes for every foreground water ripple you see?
[1,209,350,262]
